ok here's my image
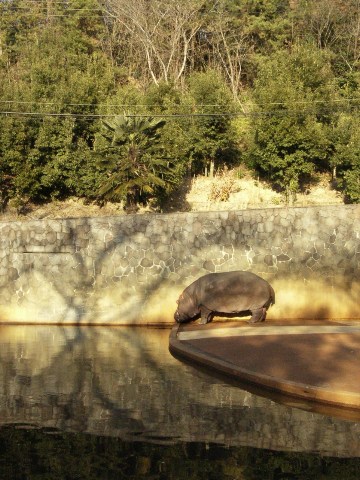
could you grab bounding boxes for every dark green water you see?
[1,326,360,479]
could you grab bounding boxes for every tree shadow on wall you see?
[23,216,176,325]
[19,215,360,327]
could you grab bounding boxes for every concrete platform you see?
[169,320,360,412]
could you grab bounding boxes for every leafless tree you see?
[209,11,251,107]
[102,0,214,85]
[305,0,343,49]
[343,0,360,69]
[295,0,360,70]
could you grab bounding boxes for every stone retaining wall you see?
[0,205,359,324]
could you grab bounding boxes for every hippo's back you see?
[195,270,273,313]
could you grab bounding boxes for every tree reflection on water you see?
[1,325,360,478]
[1,426,360,480]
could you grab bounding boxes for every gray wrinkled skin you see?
[174,271,275,325]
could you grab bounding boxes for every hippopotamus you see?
[174,271,275,324]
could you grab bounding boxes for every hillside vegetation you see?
[0,169,343,221]
[0,0,359,215]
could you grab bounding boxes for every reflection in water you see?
[1,325,360,471]
[2,426,360,480]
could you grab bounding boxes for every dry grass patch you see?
[187,169,343,211]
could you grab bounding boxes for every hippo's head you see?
[174,292,200,323]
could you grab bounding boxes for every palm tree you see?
[98,115,174,210]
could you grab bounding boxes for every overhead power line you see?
[0,98,359,119]
[0,106,359,120]
[0,111,241,118]
[0,100,242,108]
[0,99,359,108]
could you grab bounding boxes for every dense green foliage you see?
[0,0,359,210]
[97,115,179,209]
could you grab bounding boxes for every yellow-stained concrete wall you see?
[0,205,359,324]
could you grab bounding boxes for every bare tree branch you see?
[102,0,211,85]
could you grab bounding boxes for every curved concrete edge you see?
[177,324,360,340]
[169,324,360,410]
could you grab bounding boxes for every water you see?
[1,325,360,479]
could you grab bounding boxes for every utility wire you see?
[0,111,241,118]
[0,107,358,119]
[0,99,358,108]
[0,100,242,108]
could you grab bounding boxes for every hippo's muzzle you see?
[174,310,191,323]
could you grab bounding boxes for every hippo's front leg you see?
[248,307,266,324]
[199,306,214,324]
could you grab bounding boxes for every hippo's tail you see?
[264,284,275,309]
[269,284,275,306]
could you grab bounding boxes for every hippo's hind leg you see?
[199,306,214,325]
[248,307,266,324]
